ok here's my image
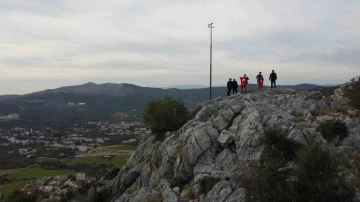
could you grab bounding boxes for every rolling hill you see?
[0,82,334,121]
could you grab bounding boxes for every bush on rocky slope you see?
[344,76,360,110]
[245,141,356,202]
[246,132,298,202]
[296,142,356,202]
[143,96,188,140]
[316,119,348,142]
[261,127,303,161]
[199,176,221,195]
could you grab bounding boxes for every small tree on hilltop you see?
[344,76,360,110]
[143,96,188,140]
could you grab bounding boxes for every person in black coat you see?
[232,79,238,94]
[269,70,277,89]
[227,78,233,96]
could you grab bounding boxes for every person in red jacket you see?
[256,72,264,91]
[240,74,249,93]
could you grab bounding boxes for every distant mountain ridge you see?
[0,82,332,120]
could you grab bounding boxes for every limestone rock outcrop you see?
[93,88,359,202]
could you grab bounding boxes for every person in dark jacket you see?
[269,70,277,89]
[227,78,233,96]
[232,79,238,94]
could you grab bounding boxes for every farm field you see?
[0,145,137,196]
[70,154,131,168]
[0,180,29,196]
[9,167,75,180]
[0,168,23,176]
[79,144,136,157]
[0,167,75,196]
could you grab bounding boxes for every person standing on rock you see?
[240,74,249,93]
[227,78,233,96]
[256,72,264,92]
[269,70,277,89]
[232,79,238,94]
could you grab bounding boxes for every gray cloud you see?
[217,28,360,67]
[0,0,360,94]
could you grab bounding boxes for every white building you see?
[76,145,88,153]
[76,172,86,181]
[7,137,16,143]
[8,114,19,119]
[95,138,104,143]
[39,186,53,193]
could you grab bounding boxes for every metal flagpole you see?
[208,23,214,100]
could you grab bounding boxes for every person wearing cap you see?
[256,72,264,91]
[227,78,233,96]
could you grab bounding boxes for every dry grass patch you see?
[150,177,161,188]
[183,185,196,200]
[231,163,260,188]
[321,107,359,118]
[177,143,184,160]
[149,152,162,170]
[145,194,163,202]
[129,184,140,192]
[125,159,135,169]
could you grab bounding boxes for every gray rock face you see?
[213,109,235,131]
[106,88,360,202]
[225,188,246,202]
[309,104,321,116]
[203,181,233,202]
[217,130,235,148]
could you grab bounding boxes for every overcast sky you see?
[1,0,359,94]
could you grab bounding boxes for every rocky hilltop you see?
[97,88,360,202]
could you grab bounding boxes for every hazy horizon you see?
[0,81,342,96]
[1,0,359,94]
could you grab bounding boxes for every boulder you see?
[217,130,235,148]
[309,104,321,116]
[307,91,323,100]
[213,109,235,131]
[334,86,345,97]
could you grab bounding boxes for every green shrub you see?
[77,182,91,195]
[316,120,348,142]
[344,76,360,110]
[95,187,112,202]
[7,190,38,202]
[245,142,357,202]
[295,142,356,202]
[199,176,220,195]
[245,145,297,202]
[261,127,303,161]
[143,96,188,141]
[170,177,187,191]
[103,167,120,180]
